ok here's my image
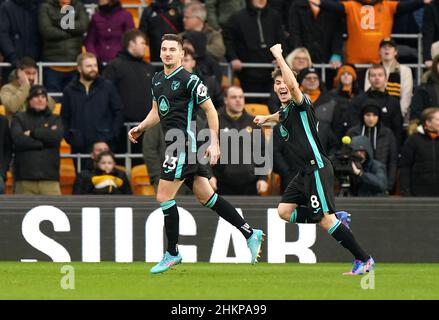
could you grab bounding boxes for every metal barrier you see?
[0,32,426,175]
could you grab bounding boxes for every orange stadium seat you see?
[0,105,5,116]
[120,0,145,28]
[244,104,273,141]
[244,103,270,117]
[131,164,155,196]
[5,171,13,194]
[59,139,76,195]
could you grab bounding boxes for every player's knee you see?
[196,194,210,205]
[277,205,291,222]
[156,193,170,204]
[319,213,336,229]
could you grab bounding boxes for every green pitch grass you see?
[0,262,438,300]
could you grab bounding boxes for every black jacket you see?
[348,89,404,149]
[400,128,439,196]
[422,0,439,61]
[223,1,284,81]
[182,31,223,85]
[347,123,398,192]
[349,135,387,196]
[139,0,183,62]
[213,107,268,187]
[61,76,124,153]
[73,168,132,195]
[103,50,155,122]
[38,0,89,62]
[0,115,12,179]
[330,87,362,140]
[0,0,41,64]
[11,106,63,181]
[410,80,439,121]
[288,0,343,63]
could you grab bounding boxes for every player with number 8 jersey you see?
[254,43,374,276]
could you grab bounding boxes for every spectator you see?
[90,140,110,167]
[410,54,439,132]
[400,107,439,196]
[347,135,388,197]
[392,8,420,64]
[364,38,413,124]
[0,57,55,122]
[297,67,341,135]
[139,0,184,62]
[285,47,313,73]
[72,140,109,192]
[182,1,225,61]
[330,64,362,140]
[61,52,123,158]
[210,86,268,195]
[348,64,404,149]
[73,150,132,194]
[182,31,222,84]
[288,0,343,68]
[0,0,40,82]
[10,85,64,195]
[270,0,294,33]
[142,122,165,190]
[205,0,245,31]
[223,0,284,103]
[181,47,223,109]
[422,0,439,67]
[103,29,155,157]
[0,114,12,194]
[39,0,89,96]
[316,0,429,64]
[84,0,135,67]
[347,100,398,193]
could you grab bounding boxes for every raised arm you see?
[128,100,160,144]
[270,44,303,104]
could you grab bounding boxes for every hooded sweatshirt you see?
[349,135,387,196]
[347,100,398,191]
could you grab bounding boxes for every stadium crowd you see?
[0,0,439,197]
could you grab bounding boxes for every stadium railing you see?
[0,30,425,193]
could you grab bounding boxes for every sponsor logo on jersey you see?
[171,80,180,91]
[196,83,207,97]
[158,95,170,116]
[279,124,289,141]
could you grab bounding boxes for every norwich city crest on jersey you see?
[171,80,180,91]
[279,124,289,141]
[158,95,170,116]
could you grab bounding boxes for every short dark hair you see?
[161,34,184,48]
[368,64,387,77]
[224,85,243,97]
[96,150,116,163]
[271,68,297,80]
[17,57,37,70]
[421,107,439,125]
[184,47,196,59]
[122,29,146,50]
[271,68,282,80]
